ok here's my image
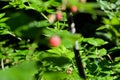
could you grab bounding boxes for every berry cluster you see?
[48,5,78,24]
[48,4,79,47]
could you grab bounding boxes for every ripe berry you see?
[70,6,78,13]
[56,11,63,21]
[49,36,61,47]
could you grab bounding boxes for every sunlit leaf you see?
[83,38,108,46]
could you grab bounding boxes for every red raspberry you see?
[56,11,62,21]
[70,6,78,13]
[49,36,61,47]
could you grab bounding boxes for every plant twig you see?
[1,58,5,70]
[107,54,113,62]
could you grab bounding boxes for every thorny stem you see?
[67,12,86,79]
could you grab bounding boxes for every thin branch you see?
[1,58,5,70]
[107,54,113,62]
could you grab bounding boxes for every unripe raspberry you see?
[56,11,63,21]
[80,0,87,3]
[67,67,73,75]
[48,14,56,24]
[49,36,61,47]
[70,6,78,13]
[5,59,10,64]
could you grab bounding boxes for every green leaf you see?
[84,38,108,46]
[40,71,82,80]
[96,32,113,41]
[38,20,50,27]
[42,56,71,66]
[0,61,37,80]
[47,46,74,60]
[108,46,120,54]
[111,17,120,25]
[97,25,109,30]
[0,17,9,22]
[98,48,107,56]
[28,0,43,12]
[0,13,6,19]
[103,18,111,24]
[98,0,111,10]
[110,25,120,37]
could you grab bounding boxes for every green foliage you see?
[0,61,37,80]
[97,0,120,45]
[0,0,120,80]
[83,38,108,46]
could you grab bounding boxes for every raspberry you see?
[5,59,10,64]
[67,67,73,74]
[70,6,78,13]
[49,36,61,47]
[56,11,62,21]
[48,14,56,24]
[80,0,86,3]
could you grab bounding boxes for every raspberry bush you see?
[0,0,120,80]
